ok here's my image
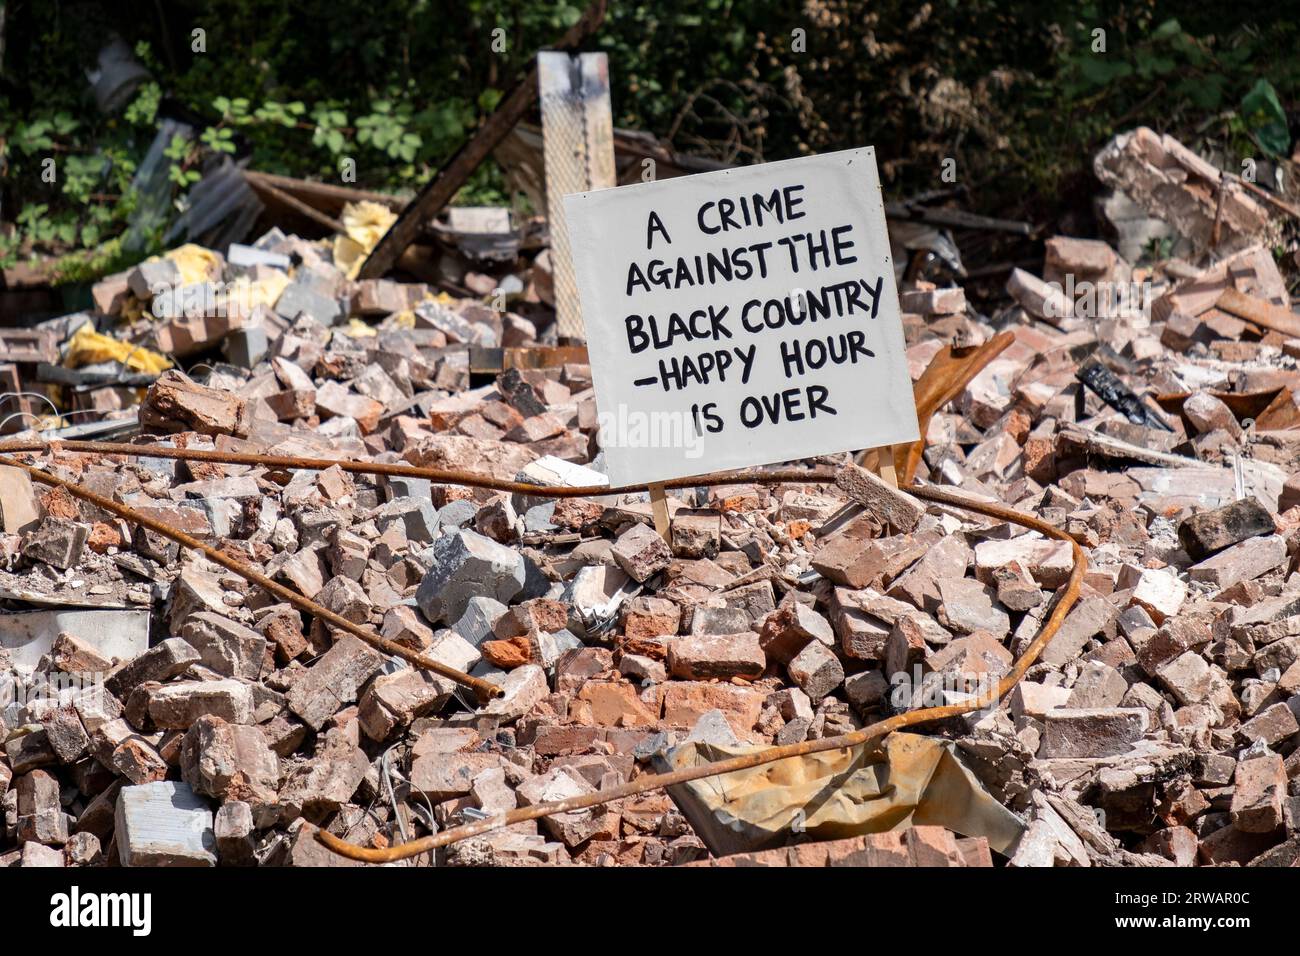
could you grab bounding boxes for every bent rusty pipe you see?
[316,485,1087,863]
[0,452,504,703]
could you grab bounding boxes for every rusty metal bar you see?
[0,439,839,496]
[316,485,1087,862]
[0,452,504,702]
[0,439,1087,863]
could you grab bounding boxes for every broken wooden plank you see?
[883,203,1032,236]
[358,0,608,280]
[245,173,346,233]
[243,170,404,213]
[889,331,1016,482]
[1216,288,1300,339]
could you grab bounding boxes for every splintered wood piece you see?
[882,331,1017,484]
[1216,288,1300,339]
[834,462,924,532]
[539,51,615,339]
[243,174,345,233]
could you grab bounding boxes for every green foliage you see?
[123,82,162,127]
[355,100,423,163]
[48,236,143,286]
[0,77,145,271]
[164,133,201,187]
[1015,7,1297,204]
[1241,79,1290,157]
[11,113,80,156]
[2,0,1297,279]
[200,126,237,155]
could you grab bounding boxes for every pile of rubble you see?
[4,126,1300,868]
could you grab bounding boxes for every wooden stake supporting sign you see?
[648,482,671,541]
[861,444,899,487]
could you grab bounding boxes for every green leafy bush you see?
[1,0,1295,278]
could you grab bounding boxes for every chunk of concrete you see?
[115,781,217,867]
[416,529,525,623]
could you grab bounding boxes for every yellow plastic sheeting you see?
[333,201,398,280]
[64,324,173,374]
[659,732,1027,859]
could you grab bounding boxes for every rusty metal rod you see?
[0,439,1086,862]
[0,452,504,702]
[0,439,838,495]
[315,484,1087,863]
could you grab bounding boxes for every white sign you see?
[565,147,919,486]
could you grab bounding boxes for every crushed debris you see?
[3,121,1300,872]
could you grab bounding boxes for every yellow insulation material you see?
[64,325,173,374]
[162,244,224,286]
[332,201,398,280]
